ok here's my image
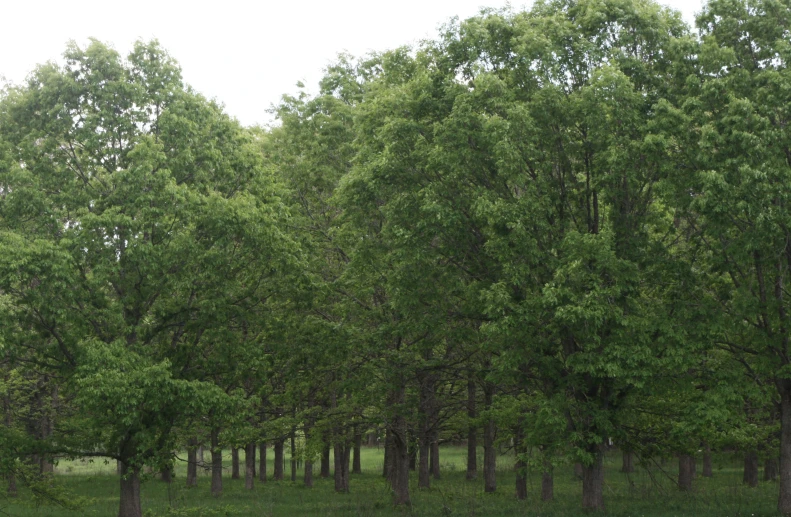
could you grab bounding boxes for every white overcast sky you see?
[2,0,703,127]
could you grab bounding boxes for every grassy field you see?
[0,447,781,517]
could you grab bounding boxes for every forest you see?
[0,0,790,516]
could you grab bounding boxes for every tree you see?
[0,39,298,517]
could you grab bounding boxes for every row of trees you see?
[1,0,790,516]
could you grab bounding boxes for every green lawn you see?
[0,447,781,516]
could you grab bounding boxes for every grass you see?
[0,447,781,516]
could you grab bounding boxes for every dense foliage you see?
[1,0,791,515]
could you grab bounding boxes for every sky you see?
[2,0,704,127]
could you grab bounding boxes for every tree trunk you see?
[187,438,198,487]
[779,380,791,514]
[483,383,496,493]
[211,429,223,497]
[679,454,694,491]
[321,443,331,478]
[160,465,172,483]
[258,442,267,482]
[431,440,440,479]
[702,444,713,477]
[290,431,297,482]
[383,429,394,482]
[353,431,362,474]
[391,379,411,506]
[4,393,17,497]
[542,459,554,502]
[743,450,759,487]
[581,446,605,511]
[118,463,142,517]
[621,449,634,473]
[274,439,284,481]
[409,440,417,471]
[333,443,350,493]
[767,457,779,482]
[231,448,240,480]
[466,379,477,481]
[514,428,526,500]
[197,445,204,467]
[245,443,255,490]
[304,458,313,488]
[419,430,430,489]
[574,462,584,479]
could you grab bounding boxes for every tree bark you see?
[702,444,713,478]
[419,430,430,489]
[581,446,605,511]
[118,463,142,517]
[160,465,172,483]
[4,393,17,497]
[258,442,267,482]
[321,442,331,478]
[290,432,297,482]
[431,440,440,479]
[778,380,791,514]
[353,431,362,474]
[231,448,240,480]
[211,429,223,497]
[333,442,351,493]
[542,459,554,502]
[245,442,255,490]
[621,449,634,473]
[274,439,284,481]
[187,438,198,487]
[767,457,779,482]
[514,428,526,500]
[391,379,411,506]
[383,428,394,483]
[466,379,477,481]
[304,458,313,488]
[483,383,496,493]
[679,454,694,492]
[743,450,759,487]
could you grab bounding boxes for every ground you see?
[0,447,780,516]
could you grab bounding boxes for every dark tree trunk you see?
[4,394,17,497]
[621,449,634,473]
[581,446,605,511]
[211,429,223,497]
[160,465,172,483]
[187,438,198,487]
[391,379,411,506]
[574,462,584,479]
[419,431,430,489]
[409,440,417,471]
[431,440,440,479]
[483,383,496,493]
[466,379,477,481]
[678,454,694,491]
[333,443,351,493]
[290,432,297,482]
[231,448,240,480]
[321,443,331,478]
[118,463,142,517]
[702,444,713,477]
[304,458,313,488]
[542,459,554,502]
[245,443,255,490]
[514,428,526,500]
[744,450,759,487]
[258,443,267,482]
[778,380,791,514]
[197,445,204,467]
[383,429,394,482]
[353,432,362,474]
[766,457,779,482]
[274,439,284,481]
